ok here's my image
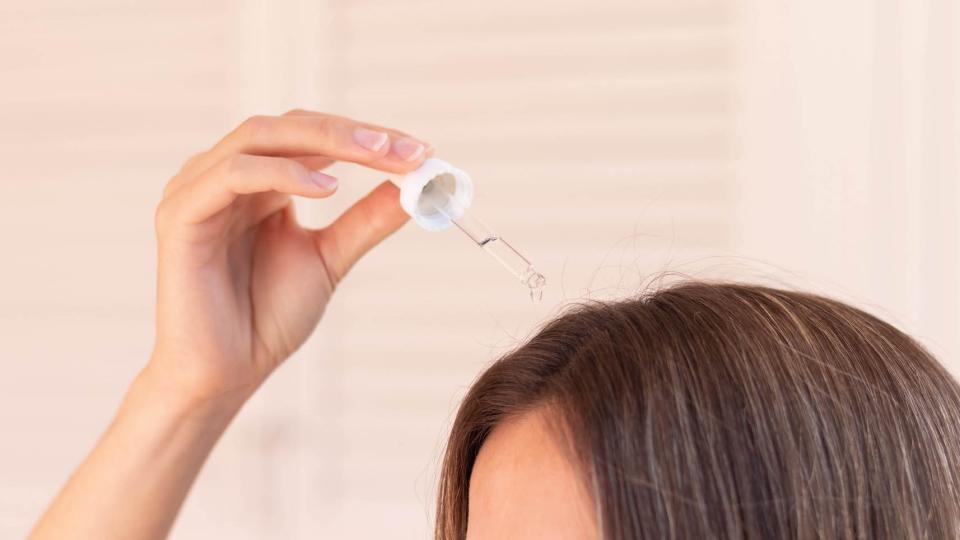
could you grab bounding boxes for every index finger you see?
[180,112,432,182]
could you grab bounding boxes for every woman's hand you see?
[149,110,430,407]
[30,111,431,540]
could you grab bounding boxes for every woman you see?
[29,112,960,539]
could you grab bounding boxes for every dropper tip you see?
[523,270,546,303]
[524,271,546,290]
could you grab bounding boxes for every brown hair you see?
[437,282,960,539]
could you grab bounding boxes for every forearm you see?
[29,364,248,540]
[28,110,420,540]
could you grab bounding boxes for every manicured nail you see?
[353,127,389,153]
[393,137,426,162]
[310,171,339,190]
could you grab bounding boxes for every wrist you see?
[126,360,252,428]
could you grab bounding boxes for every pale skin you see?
[467,410,598,539]
[28,111,596,539]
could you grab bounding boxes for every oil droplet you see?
[529,285,544,303]
[524,270,546,304]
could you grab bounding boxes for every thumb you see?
[314,180,410,285]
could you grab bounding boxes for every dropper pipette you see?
[419,179,546,301]
[395,159,546,301]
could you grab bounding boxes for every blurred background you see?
[0,0,957,538]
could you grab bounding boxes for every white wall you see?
[736,0,959,372]
[0,1,955,539]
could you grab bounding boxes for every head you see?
[437,282,960,539]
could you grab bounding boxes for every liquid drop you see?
[524,270,546,304]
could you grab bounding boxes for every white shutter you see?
[0,2,253,538]
[4,1,955,540]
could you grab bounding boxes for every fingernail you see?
[310,171,339,190]
[353,127,389,153]
[393,137,426,162]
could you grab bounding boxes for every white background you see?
[0,1,957,538]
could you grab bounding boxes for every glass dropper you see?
[418,177,546,301]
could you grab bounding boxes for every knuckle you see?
[236,115,273,143]
[263,157,307,190]
[179,152,205,173]
[214,155,252,191]
[280,158,306,179]
[161,180,178,199]
[162,170,190,198]
[219,153,252,177]
[308,114,335,139]
[154,199,172,236]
